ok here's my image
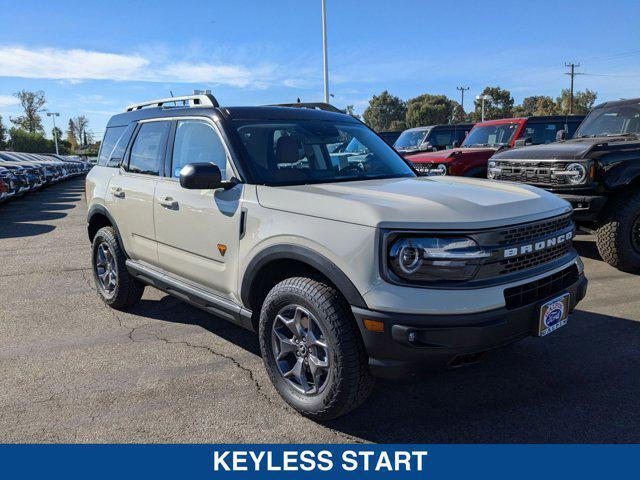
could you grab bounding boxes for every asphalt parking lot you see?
[1,177,639,443]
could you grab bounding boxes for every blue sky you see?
[0,0,639,138]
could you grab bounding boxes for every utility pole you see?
[47,112,60,155]
[456,86,469,112]
[321,0,330,104]
[564,62,581,114]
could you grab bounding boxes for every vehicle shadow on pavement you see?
[128,291,640,442]
[129,296,261,356]
[326,308,640,443]
[0,179,84,239]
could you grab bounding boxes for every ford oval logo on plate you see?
[538,293,570,337]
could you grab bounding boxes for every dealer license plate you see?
[537,293,570,337]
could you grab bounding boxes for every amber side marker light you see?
[363,319,385,332]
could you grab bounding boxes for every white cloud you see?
[0,94,19,107]
[0,45,288,89]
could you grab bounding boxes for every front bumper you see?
[557,193,607,222]
[352,271,587,379]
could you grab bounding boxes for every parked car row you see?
[0,152,92,203]
[392,98,640,274]
[397,115,585,176]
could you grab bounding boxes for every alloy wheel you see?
[95,242,117,296]
[271,305,330,395]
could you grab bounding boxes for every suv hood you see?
[407,147,497,163]
[493,137,640,161]
[256,176,570,230]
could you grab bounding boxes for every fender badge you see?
[217,244,227,256]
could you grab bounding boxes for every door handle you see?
[159,197,179,210]
[111,187,125,199]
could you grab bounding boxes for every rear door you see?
[106,120,170,266]
[154,118,243,299]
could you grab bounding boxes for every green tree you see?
[405,94,465,127]
[513,96,559,117]
[8,127,55,153]
[66,118,78,151]
[362,91,407,131]
[472,86,514,121]
[344,104,361,120]
[10,90,46,134]
[0,115,8,150]
[556,89,597,114]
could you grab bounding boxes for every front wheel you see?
[259,277,374,420]
[596,191,640,273]
[91,226,145,309]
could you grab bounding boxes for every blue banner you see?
[0,444,636,479]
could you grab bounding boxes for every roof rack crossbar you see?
[125,93,220,112]
[269,102,343,114]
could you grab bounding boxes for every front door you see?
[154,118,242,299]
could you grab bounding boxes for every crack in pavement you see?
[78,261,364,443]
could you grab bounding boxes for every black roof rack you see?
[268,102,344,114]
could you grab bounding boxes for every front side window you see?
[575,103,640,138]
[431,130,454,149]
[98,126,126,166]
[394,129,429,150]
[233,120,415,186]
[172,120,229,179]
[128,122,169,176]
[462,123,519,147]
[519,122,563,145]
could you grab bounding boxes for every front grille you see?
[504,264,579,310]
[412,162,433,173]
[498,215,573,245]
[499,242,571,274]
[493,161,570,186]
[473,213,575,279]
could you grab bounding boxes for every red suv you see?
[404,115,585,177]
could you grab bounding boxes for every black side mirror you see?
[451,140,460,148]
[514,137,532,148]
[179,163,234,190]
[556,129,567,141]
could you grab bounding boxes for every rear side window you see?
[171,120,229,179]
[97,126,126,166]
[128,122,170,176]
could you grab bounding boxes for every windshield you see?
[462,123,519,147]
[394,129,430,150]
[574,103,640,138]
[232,119,416,186]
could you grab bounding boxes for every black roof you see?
[107,104,359,128]
[525,115,585,123]
[593,97,640,110]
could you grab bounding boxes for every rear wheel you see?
[259,277,374,420]
[91,226,145,309]
[596,190,640,272]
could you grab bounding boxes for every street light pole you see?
[321,0,330,103]
[47,112,60,155]
[476,95,490,122]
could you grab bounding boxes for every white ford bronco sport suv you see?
[86,94,588,419]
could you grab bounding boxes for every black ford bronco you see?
[489,97,640,272]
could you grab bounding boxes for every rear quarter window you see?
[97,127,126,166]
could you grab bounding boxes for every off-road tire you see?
[259,276,375,420]
[91,226,145,309]
[596,190,640,273]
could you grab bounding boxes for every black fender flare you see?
[604,160,640,190]
[463,166,487,178]
[241,244,367,309]
[86,204,124,247]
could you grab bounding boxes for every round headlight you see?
[566,163,587,184]
[434,164,447,175]
[487,161,497,179]
[398,243,421,274]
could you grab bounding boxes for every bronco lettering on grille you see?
[502,231,573,259]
